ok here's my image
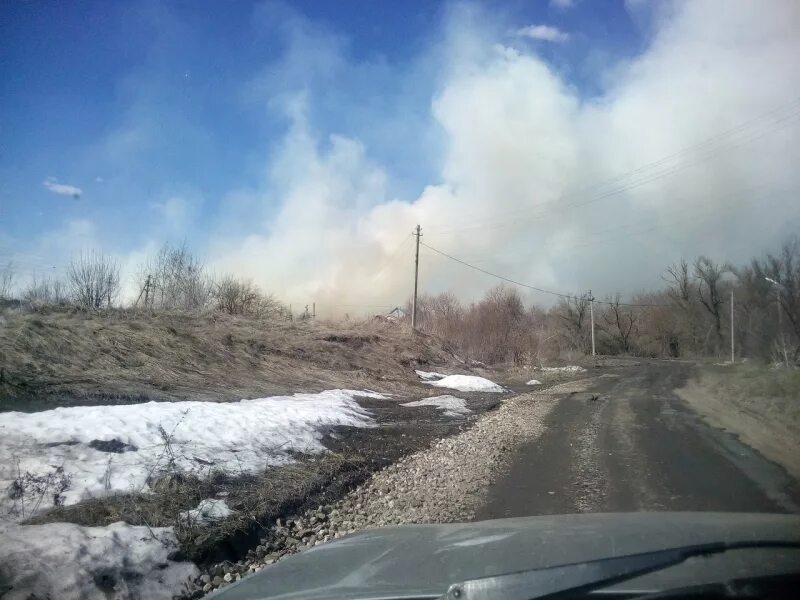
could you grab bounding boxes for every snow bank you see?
[415,370,446,380]
[180,498,235,526]
[425,375,504,393]
[0,389,382,519]
[538,366,587,373]
[0,521,198,600]
[526,379,542,385]
[401,395,471,418]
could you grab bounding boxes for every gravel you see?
[184,381,585,598]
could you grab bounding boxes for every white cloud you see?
[150,196,191,232]
[202,1,800,317]
[515,24,570,43]
[12,1,767,317]
[42,179,82,198]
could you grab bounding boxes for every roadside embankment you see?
[677,363,800,480]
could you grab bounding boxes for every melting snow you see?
[0,521,198,600]
[425,375,504,393]
[415,370,446,380]
[526,379,542,385]
[401,395,471,418]
[538,366,587,373]
[180,498,235,526]
[0,389,382,520]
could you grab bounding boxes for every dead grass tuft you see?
[0,308,458,412]
[26,452,371,564]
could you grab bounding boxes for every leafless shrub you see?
[410,286,539,365]
[212,275,287,318]
[142,411,190,492]
[7,460,72,519]
[0,261,14,300]
[136,243,211,310]
[22,274,67,310]
[67,250,120,309]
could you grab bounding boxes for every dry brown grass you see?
[0,308,458,411]
[678,363,800,480]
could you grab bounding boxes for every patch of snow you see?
[425,374,505,393]
[180,498,235,526]
[526,379,542,385]
[415,370,446,380]
[0,521,198,600]
[401,395,472,418]
[537,365,587,373]
[0,389,382,520]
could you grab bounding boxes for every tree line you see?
[3,236,798,364]
[407,236,800,365]
[0,243,290,319]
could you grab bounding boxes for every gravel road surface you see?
[477,361,800,519]
[190,361,800,597]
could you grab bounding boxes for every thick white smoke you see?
[209,0,800,317]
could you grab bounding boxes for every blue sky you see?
[1,0,642,268]
[2,1,798,310]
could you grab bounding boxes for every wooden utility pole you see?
[589,290,596,357]
[135,274,152,308]
[730,288,735,363]
[777,287,789,366]
[312,302,316,319]
[411,225,421,330]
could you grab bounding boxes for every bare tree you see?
[137,243,211,310]
[67,251,120,309]
[407,292,464,344]
[753,236,800,361]
[694,256,730,353]
[468,286,528,364]
[601,294,638,353]
[0,262,14,300]
[555,293,590,352]
[408,286,535,365]
[664,259,692,305]
[212,275,288,318]
[634,291,681,357]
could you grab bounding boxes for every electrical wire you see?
[420,240,669,307]
[432,185,797,266]
[426,98,800,235]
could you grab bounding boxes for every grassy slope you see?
[677,363,800,480]
[0,309,473,564]
[0,309,458,412]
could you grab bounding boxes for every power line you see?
[431,185,798,266]
[419,240,668,307]
[427,98,800,236]
[430,99,800,234]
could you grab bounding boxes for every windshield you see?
[1,1,799,599]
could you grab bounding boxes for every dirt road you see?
[477,361,800,518]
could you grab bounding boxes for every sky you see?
[1,0,799,315]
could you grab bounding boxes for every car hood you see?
[210,512,800,600]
